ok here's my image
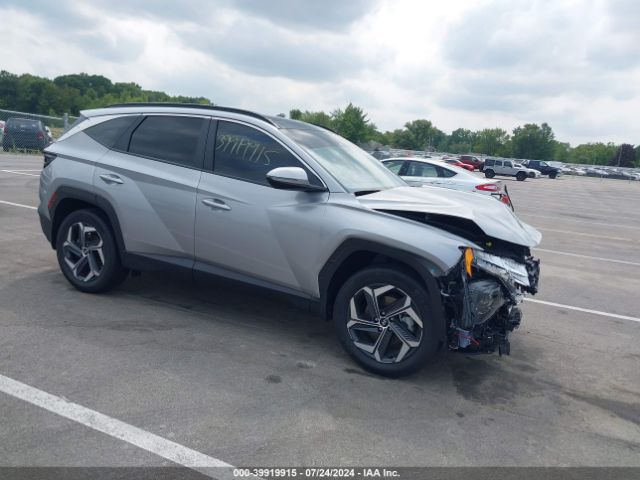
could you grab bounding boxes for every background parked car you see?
[381,157,513,208]
[522,160,561,178]
[483,158,537,181]
[2,117,49,151]
[458,154,484,170]
[441,158,475,171]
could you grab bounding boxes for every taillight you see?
[475,183,499,192]
[43,152,57,168]
[2,126,6,134]
[37,131,44,139]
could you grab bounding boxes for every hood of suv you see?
[357,186,542,247]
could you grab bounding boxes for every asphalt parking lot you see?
[1,153,639,472]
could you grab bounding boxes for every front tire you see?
[55,209,128,293]
[516,171,527,181]
[549,172,557,179]
[333,266,440,378]
[484,169,495,178]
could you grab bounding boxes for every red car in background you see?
[443,158,475,171]
[458,154,484,170]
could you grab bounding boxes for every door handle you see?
[99,173,124,185]
[201,198,231,211]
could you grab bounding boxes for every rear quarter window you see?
[84,115,138,148]
[128,115,207,168]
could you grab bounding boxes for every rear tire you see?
[333,266,440,378]
[549,172,557,179]
[55,209,128,293]
[516,171,527,181]
[485,169,495,178]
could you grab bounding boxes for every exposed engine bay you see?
[377,208,541,356]
[441,244,540,355]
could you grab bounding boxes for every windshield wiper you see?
[353,189,381,196]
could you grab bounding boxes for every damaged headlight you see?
[466,248,530,288]
[474,250,530,287]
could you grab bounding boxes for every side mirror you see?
[266,167,326,192]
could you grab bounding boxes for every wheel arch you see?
[318,239,448,342]
[50,186,126,257]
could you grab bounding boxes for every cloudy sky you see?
[1,0,638,145]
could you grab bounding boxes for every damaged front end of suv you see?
[441,243,540,356]
[360,186,542,359]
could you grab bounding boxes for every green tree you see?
[569,143,617,165]
[384,119,445,150]
[473,128,509,156]
[510,123,556,159]
[331,103,377,143]
[444,128,476,153]
[553,141,571,162]
[609,144,636,168]
[0,70,212,116]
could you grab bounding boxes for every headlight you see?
[471,250,530,287]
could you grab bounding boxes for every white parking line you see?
[534,248,640,266]
[0,199,37,210]
[520,212,640,231]
[536,227,635,242]
[0,373,234,477]
[1,169,40,177]
[525,298,640,323]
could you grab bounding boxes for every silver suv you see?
[38,103,541,377]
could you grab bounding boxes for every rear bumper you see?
[38,206,53,245]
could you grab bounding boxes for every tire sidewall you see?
[333,267,440,378]
[485,169,495,178]
[516,172,527,181]
[56,209,124,293]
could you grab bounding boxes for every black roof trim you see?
[105,103,276,126]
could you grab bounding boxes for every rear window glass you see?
[128,116,205,167]
[85,115,138,148]
[7,118,40,130]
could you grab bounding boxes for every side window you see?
[436,165,456,178]
[494,160,503,166]
[214,121,320,186]
[383,160,404,174]
[128,116,206,167]
[406,162,437,177]
[85,115,138,148]
[484,159,494,166]
[504,161,513,168]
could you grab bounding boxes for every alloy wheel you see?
[62,222,105,282]
[347,284,423,364]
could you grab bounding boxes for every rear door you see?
[402,161,441,186]
[194,120,328,295]
[92,114,209,263]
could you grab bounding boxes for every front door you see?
[194,120,328,296]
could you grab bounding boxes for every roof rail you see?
[105,103,276,126]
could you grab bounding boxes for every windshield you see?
[284,128,405,193]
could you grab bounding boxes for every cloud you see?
[0,0,637,145]
[179,17,369,82]
[227,0,375,32]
